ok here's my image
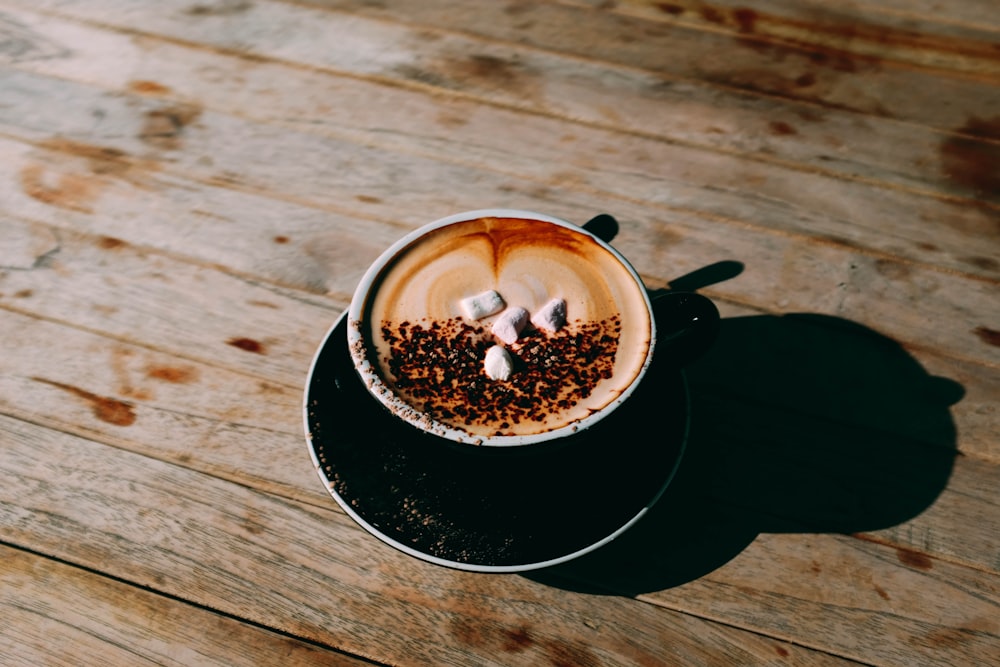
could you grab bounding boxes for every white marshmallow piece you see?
[491,306,529,344]
[460,290,505,320]
[484,345,513,381]
[531,298,567,332]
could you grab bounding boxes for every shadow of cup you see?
[530,312,962,593]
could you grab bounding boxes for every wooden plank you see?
[2,4,995,666]
[4,77,1000,376]
[544,527,999,667]
[4,0,1000,212]
[648,531,1000,666]
[1,6,997,285]
[280,0,1000,146]
[0,220,995,665]
[0,414,858,666]
[573,0,1000,75]
[1,272,997,573]
[0,215,344,389]
[1,67,997,299]
[533,407,1000,665]
[2,170,998,465]
[2,143,998,463]
[1,5,1000,266]
[687,388,1000,573]
[810,0,1000,29]
[866,454,1000,570]
[9,5,991,440]
[593,0,1000,36]
[0,301,328,506]
[0,545,371,666]
[0,135,405,298]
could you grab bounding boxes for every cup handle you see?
[582,214,619,244]
[651,291,720,368]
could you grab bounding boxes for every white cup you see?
[347,209,659,447]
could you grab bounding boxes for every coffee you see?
[351,214,653,442]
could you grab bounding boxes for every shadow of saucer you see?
[528,312,963,594]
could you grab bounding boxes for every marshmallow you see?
[491,306,529,344]
[484,345,513,381]
[460,290,505,320]
[531,298,567,332]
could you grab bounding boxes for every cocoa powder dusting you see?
[380,316,620,434]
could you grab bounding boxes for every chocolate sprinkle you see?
[379,316,621,434]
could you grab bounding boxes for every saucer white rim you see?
[345,208,658,448]
[303,311,690,573]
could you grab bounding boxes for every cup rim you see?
[346,208,657,447]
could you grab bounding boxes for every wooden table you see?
[2,1,997,664]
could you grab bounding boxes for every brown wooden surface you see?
[1,0,997,665]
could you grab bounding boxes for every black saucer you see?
[304,312,689,572]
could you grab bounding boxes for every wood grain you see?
[0,545,370,666]
[4,3,997,254]
[0,297,323,505]
[548,529,1000,666]
[2,129,997,461]
[1,261,996,554]
[0,414,861,666]
[1,104,997,365]
[1,242,997,664]
[1,0,997,664]
[588,0,1000,75]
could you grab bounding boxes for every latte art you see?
[356,216,653,440]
